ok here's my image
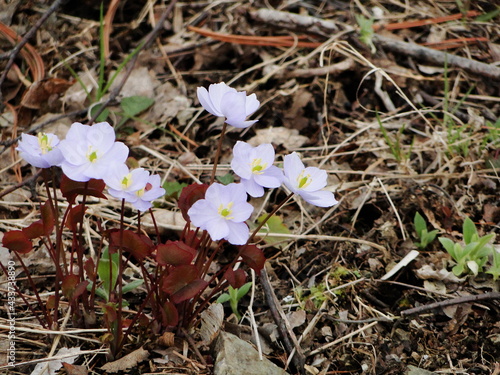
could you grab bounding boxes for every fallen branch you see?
[250,8,500,80]
[401,291,500,316]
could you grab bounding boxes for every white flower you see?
[187,183,253,245]
[283,152,338,207]
[231,141,283,197]
[105,166,165,212]
[131,174,166,212]
[197,82,260,128]
[105,164,150,200]
[16,132,63,168]
[58,122,129,182]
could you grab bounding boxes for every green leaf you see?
[256,214,290,248]
[122,279,144,294]
[414,212,427,238]
[439,237,457,259]
[120,96,155,117]
[425,229,439,244]
[475,7,500,22]
[90,104,109,123]
[462,217,477,244]
[216,173,234,185]
[163,181,188,200]
[236,282,252,301]
[217,293,231,304]
[452,263,465,276]
[97,247,119,296]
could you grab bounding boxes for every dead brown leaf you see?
[101,347,149,373]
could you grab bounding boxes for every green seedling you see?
[65,4,151,124]
[439,217,495,276]
[414,212,439,249]
[217,282,252,320]
[87,247,143,305]
[376,113,412,163]
[355,14,375,53]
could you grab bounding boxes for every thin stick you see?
[401,291,500,317]
[260,268,305,375]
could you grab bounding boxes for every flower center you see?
[251,158,267,174]
[87,147,98,163]
[218,202,234,220]
[37,133,52,154]
[121,173,133,189]
[136,183,152,198]
[297,171,311,189]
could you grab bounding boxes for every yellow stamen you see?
[37,133,52,154]
[218,202,234,220]
[297,172,311,189]
[251,158,267,174]
[121,173,132,189]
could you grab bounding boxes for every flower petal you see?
[226,222,250,245]
[298,190,338,207]
[205,218,229,241]
[242,178,264,198]
[301,167,327,192]
[245,93,260,116]
[220,91,247,125]
[197,86,222,117]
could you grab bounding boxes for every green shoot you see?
[355,14,375,53]
[414,212,439,250]
[439,217,495,277]
[217,282,252,320]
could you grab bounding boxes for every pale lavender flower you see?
[197,82,260,128]
[131,174,166,212]
[105,164,150,201]
[188,183,253,245]
[58,122,129,182]
[283,152,338,207]
[16,132,64,168]
[231,141,284,197]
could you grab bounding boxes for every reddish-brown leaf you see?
[61,274,79,300]
[224,268,247,288]
[178,183,208,221]
[109,229,153,261]
[22,220,45,239]
[65,204,86,232]
[162,301,179,327]
[156,241,196,267]
[161,264,198,295]
[240,245,266,274]
[60,175,106,204]
[40,201,55,235]
[84,257,96,281]
[2,230,32,254]
[171,279,208,304]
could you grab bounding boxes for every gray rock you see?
[214,331,290,375]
